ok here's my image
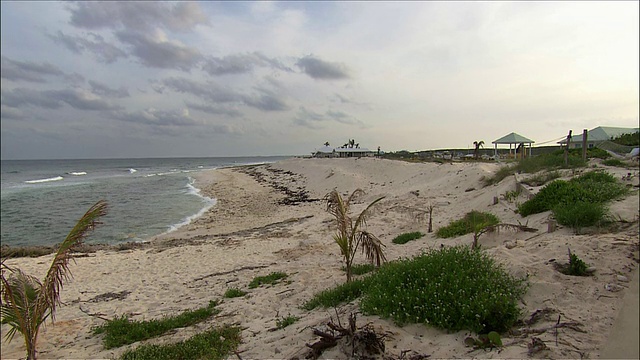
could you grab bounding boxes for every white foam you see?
[166,177,217,233]
[129,168,137,173]
[25,176,64,184]
[69,172,87,176]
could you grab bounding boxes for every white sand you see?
[1,158,638,359]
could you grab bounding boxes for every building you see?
[558,126,639,149]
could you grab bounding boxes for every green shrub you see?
[223,288,247,298]
[612,131,640,146]
[602,158,626,167]
[359,246,527,333]
[392,231,425,244]
[119,325,241,360]
[520,171,561,187]
[553,202,608,229]
[276,315,299,329]
[93,301,220,349]
[342,263,375,276]
[518,171,627,217]
[248,272,287,289]
[483,165,516,186]
[436,211,499,238]
[302,278,370,310]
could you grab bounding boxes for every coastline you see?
[1,158,638,359]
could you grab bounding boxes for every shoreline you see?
[1,157,638,359]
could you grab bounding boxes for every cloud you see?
[296,55,350,80]
[1,56,65,83]
[2,88,121,111]
[49,31,128,64]
[1,105,25,120]
[293,106,325,128]
[116,31,202,71]
[161,77,243,103]
[89,80,130,98]
[68,2,208,32]
[111,108,202,127]
[185,101,242,118]
[202,52,293,76]
[326,110,363,126]
[242,88,289,111]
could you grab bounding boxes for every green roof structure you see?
[492,132,535,159]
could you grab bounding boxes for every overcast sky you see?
[1,1,638,160]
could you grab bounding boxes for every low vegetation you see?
[223,288,247,298]
[602,158,626,167]
[305,246,527,334]
[436,211,499,238]
[93,300,221,349]
[302,278,370,310]
[392,231,425,244]
[554,249,591,277]
[520,171,561,187]
[611,131,640,146]
[342,263,375,276]
[119,325,242,360]
[275,315,300,329]
[248,272,288,289]
[518,171,628,229]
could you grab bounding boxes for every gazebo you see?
[492,132,535,159]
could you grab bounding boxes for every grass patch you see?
[276,315,299,329]
[93,300,220,349]
[248,272,288,289]
[392,231,425,244]
[602,158,626,167]
[342,263,375,276]
[359,246,527,333]
[436,211,499,238]
[223,288,247,298]
[520,171,561,187]
[552,202,609,230]
[304,246,527,334]
[482,165,516,186]
[119,325,241,360]
[302,278,370,310]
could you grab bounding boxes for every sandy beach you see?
[1,157,638,359]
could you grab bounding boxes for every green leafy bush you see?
[248,272,287,289]
[553,202,608,229]
[302,278,370,310]
[555,249,591,276]
[436,211,499,238]
[518,171,628,219]
[342,263,375,276]
[119,325,241,360]
[223,288,247,298]
[612,131,640,146]
[93,301,220,349]
[360,246,527,333]
[392,231,425,244]
[602,159,626,167]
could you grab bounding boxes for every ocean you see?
[0,157,289,248]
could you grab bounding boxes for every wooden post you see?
[548,219,557,233]
[493,196,499,205]
[582,129,588,161]
[564,130,572,167]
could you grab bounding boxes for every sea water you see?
[1,157,289,247]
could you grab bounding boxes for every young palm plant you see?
[1,200,107,360]
[325,189,386,282]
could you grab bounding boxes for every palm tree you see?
[473,140,485,160]
[1,200,108,360]
[324,189,386,282]
[324,142,330,147]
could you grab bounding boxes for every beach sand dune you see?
[1,158,638,359]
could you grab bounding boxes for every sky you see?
[1,1,638,160]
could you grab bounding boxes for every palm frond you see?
[1,267,42,343]
[357,231,387,266]
[352,196,385,234]
[345,189,365,207]
[41,200,107,320]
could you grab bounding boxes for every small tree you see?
[1,200,108,359]
[473,141,485,160]
[325,189,386,282]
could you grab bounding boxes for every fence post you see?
[564,130,572,167]
[582,129,588,161]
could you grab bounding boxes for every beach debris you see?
[88,290,131,303]
[464,331,503,350]
[604,283,623,292]
[527,337,548,356]
[299,312,401,360]
[524,307,556,326]
[616,274,629,282]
